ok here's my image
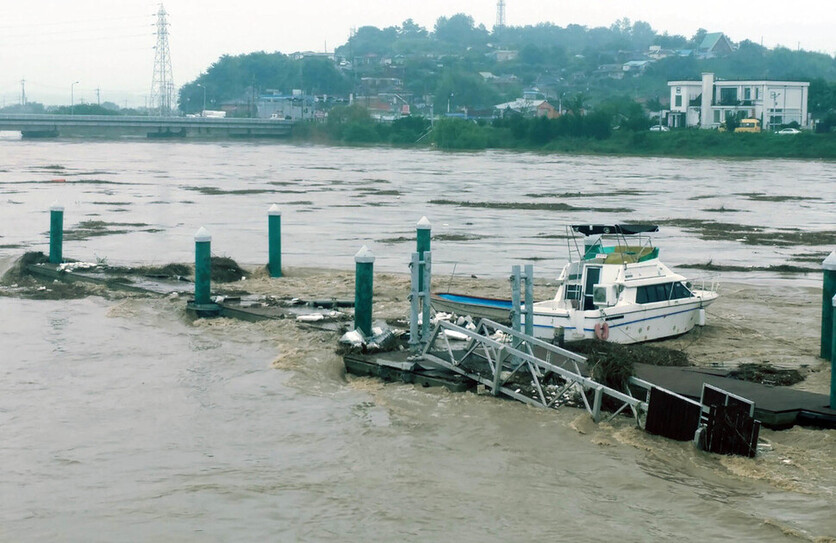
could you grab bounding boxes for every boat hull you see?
[532,296,716,344]
[431,292,718,345]
[430,292,513,323]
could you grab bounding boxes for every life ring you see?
[594,321,609,341]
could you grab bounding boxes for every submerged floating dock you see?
[344,319,836,431]
[633,364,836,429]
[24,261,349,328]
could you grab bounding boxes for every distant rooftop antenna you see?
[150,4,175,115]
[496,0,506,29]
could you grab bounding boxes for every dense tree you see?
[434,70,500,111]
[400,19,427,39]
[654,32,688,50]
[301,57,350,95]
[344,26,399,57]
[433,14,489,48]
[689,28,708,48]
[809,78,836,115]
[0,101,46,114]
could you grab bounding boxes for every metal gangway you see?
[418,318,649,425]
[407,250,648,425]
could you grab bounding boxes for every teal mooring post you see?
[354,246,375,337]
[831,295,836,409]
[417,216,431,291]
[268,204,282,278]
[821,251,836,360]
[194,227,212,306]
[49,203,64,264]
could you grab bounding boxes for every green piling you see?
[821,252,836,360]
[831,295,836,409]
[417,216,431,291]
[268,204,282,278]
[354,245,375,337]
[194,227,212,306]
[49,203,64,264]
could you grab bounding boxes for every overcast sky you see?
[1,0,833,107]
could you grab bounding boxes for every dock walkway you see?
[346,342,836,430]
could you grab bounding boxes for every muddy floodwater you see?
[1,138,835,541]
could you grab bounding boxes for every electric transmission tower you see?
[150,4,175,116]
[496,0,506,30]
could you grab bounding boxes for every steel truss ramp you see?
[420,318,648,425]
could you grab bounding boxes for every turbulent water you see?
[1,137,835,541]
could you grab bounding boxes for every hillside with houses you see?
[172,15,836,138]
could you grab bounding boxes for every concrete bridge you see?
[0,114,292,139]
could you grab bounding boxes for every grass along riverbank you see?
[292,115,836,159]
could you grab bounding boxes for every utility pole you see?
[20,79,26,106]
[71,81,79,115]
[95,87,101,106]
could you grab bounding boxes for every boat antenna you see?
[447,262,458,293]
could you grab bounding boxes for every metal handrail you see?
[420,318,648,424]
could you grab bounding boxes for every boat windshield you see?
[566,224,659,264]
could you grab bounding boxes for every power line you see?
[0,24,152,40]
[0,14,149,30]
[0,32,153,47]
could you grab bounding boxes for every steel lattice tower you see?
[150,4,174,115]
[496,0,506,29]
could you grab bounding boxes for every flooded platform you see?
[633,363,836,429]
[345,342,836,430]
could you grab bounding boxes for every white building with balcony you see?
[668,73,809,130]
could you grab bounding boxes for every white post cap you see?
[268,204,282,216]
[354,245,375,263]
[50,202,64,212]
[194,226,212,242]
[823,251,836,271]
[417,216,431,230]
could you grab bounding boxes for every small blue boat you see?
[430,292,514,323]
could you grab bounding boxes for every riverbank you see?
[292,117,836,160]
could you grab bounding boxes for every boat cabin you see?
[554,224,696,311]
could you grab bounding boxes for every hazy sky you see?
[1,0,833,107]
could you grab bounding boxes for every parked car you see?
[649,125,669,132]
[777,127,801,135]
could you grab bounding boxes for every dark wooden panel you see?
[645,387,701,441]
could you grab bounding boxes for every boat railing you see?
[688,272,720,293]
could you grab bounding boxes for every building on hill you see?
[360,77,403,95]
[492,50,518,62]
[290,51,336,61]
[257,91,317,121]
[494,97,558,119]
[594,64,625,80]
[646,45,673,60]
[668,73,810,130]
[697,33,735,58]
[622,60,651,74]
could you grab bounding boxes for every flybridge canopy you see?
[572,224,659,236]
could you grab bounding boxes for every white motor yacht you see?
[531,224,718,344]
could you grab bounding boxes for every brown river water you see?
[0,137,834,541]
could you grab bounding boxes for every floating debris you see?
[210,256,246,283]
[58,261,98,272]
